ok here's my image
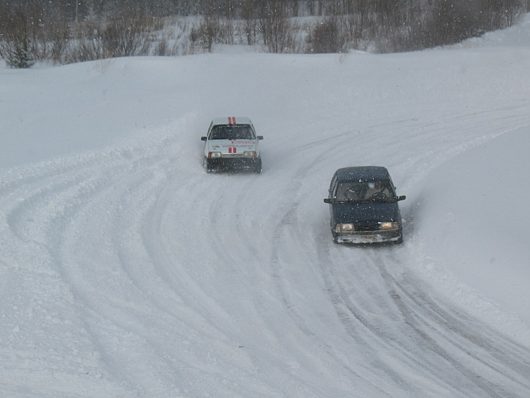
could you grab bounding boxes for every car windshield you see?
[209,125,254,140]
[335,180,394,202]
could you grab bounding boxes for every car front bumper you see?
[207,157,260,170]
[335,230,402,244]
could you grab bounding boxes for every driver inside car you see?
[366,181,392,200]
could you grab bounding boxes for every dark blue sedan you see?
[324,166,406,244]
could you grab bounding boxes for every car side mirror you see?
[397,195,406,201]
[323,198,332,204]
[201,136,207,141]
[257,136,264,140]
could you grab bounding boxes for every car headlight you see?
[243,151,257,158]
[208,151,222,158]
[336,223,355,233]
[378,222,399,230]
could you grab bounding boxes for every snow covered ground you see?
[1,16,530,398]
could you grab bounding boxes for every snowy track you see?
[2,34,530,396]
[4,109,530,397]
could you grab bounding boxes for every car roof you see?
[334,166,391,182]
[211,116,253,126]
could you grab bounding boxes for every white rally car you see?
[201,116,263,173]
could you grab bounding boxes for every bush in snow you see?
[0,7,34,68]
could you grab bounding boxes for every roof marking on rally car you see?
[228,116,236,125]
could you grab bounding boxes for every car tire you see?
[254,158,262,174]
[206,159,215,173]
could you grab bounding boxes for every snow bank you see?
[411,127,530,343]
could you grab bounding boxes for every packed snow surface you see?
[1,16,530,398]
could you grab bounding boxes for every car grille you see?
[355,221,381,231]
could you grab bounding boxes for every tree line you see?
[1,0,528,67]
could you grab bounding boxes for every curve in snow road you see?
[1,106,530,397]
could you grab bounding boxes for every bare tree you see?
[258,0,293,53]
[241,0,259,45]
[1,0,527,65]
[101,7,153,57]
[309,17,341,53]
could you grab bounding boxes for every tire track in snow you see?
[49,151,176,395]
[2,99,530,397]
[319,241,530,397]
[310,108,530,397]
[261,113,526,396]
[375,250,530,397]
[0,149,151,396]
[80,132,278,397]
[315,241,426,397]
[1,127,225,395]
[265,129,399,396]
[48,135,259,396]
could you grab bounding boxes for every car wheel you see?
[206,159,215,173]
[254,158,262,174]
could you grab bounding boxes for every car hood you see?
[332,202,400,223]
